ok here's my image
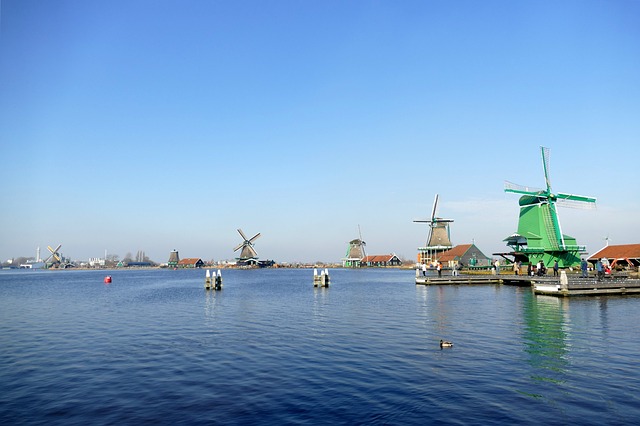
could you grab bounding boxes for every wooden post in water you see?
[560,270,569,293]
[205,269,212,290]
[214,269,223,290]
[314,268,330,287]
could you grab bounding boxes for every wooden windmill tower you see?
[343,226,367,268]
[414,194,454,265]
[504,146,596,267]
[234,228,261,266]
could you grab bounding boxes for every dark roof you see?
[588,244,640,261]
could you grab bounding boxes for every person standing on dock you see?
[581,258,588,278]
[527,263,532,276]
[553,260,559,277]
[421,263,427,277]
[596,259,604,281]
[437,262,442,277]
[513,261,520,276]
[494,260,500,275]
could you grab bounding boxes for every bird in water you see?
[440,339,453,348]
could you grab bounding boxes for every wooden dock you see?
[416,273,640,297]
[415,274,553,286]
[533,276,640,297]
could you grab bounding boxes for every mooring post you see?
[205,269,212,290]
[214,269,223,290]
[314,268,328,287]
[560,270,569,292]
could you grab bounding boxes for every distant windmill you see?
[414,194,454,264]
[44,244,62,268]
[234,229,261,265]
[343,225,367,267]
[504,146,596,267]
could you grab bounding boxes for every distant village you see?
[3,148,640,273]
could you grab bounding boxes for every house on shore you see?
[439,243,491,268]
[361,254,402,267]
[588,244,640,269]
[178,258,205,268]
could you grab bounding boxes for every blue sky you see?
[1,0,639,264]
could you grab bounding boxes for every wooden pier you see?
[416,271,640,297]
[415,274,555,286]
[533,276,640,297]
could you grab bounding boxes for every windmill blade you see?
[433,218,454,223]
[247,245,258,258]
[48,245,62,262]
[233,242,245,252]
[541,146,552,192]
[504,181,544,196]
[431,194,439,221]
[556,193,597,209]
[237,228,248,241]
[248,233,261,243]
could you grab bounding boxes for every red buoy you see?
[104,276,112,284]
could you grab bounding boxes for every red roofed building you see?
[588,244,640,269]
[438,243,491,268]
[177,258,205,268]
[361,254,402,267]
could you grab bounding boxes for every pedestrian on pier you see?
[596,259,604,281]
[437,262,442,278]
[494,260,500,275]
[421,262,427,277]
[580,258,588,278]
[527,263,533,276]
[452,262,461,276]
[513,261,520,275]
[553,260,559,277]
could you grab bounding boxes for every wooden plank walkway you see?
[415,274,555,286]
[416,272,640,297]
[533,276,640,297]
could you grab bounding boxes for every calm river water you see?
[1,268,638,425]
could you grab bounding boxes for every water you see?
[1,268,638,425]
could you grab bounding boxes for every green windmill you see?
[504,146,596,268]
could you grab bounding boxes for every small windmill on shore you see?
[503,146,596,267]
[233,229,261,266]
[44,244,62,268]
[414,194,454,265]
[343,225,367,268]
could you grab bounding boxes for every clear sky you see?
[1,0,639,264]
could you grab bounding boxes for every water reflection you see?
[598,297,609,341]
[204,288,222,324]
[312,286,329,329]
[521,292,570,389]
